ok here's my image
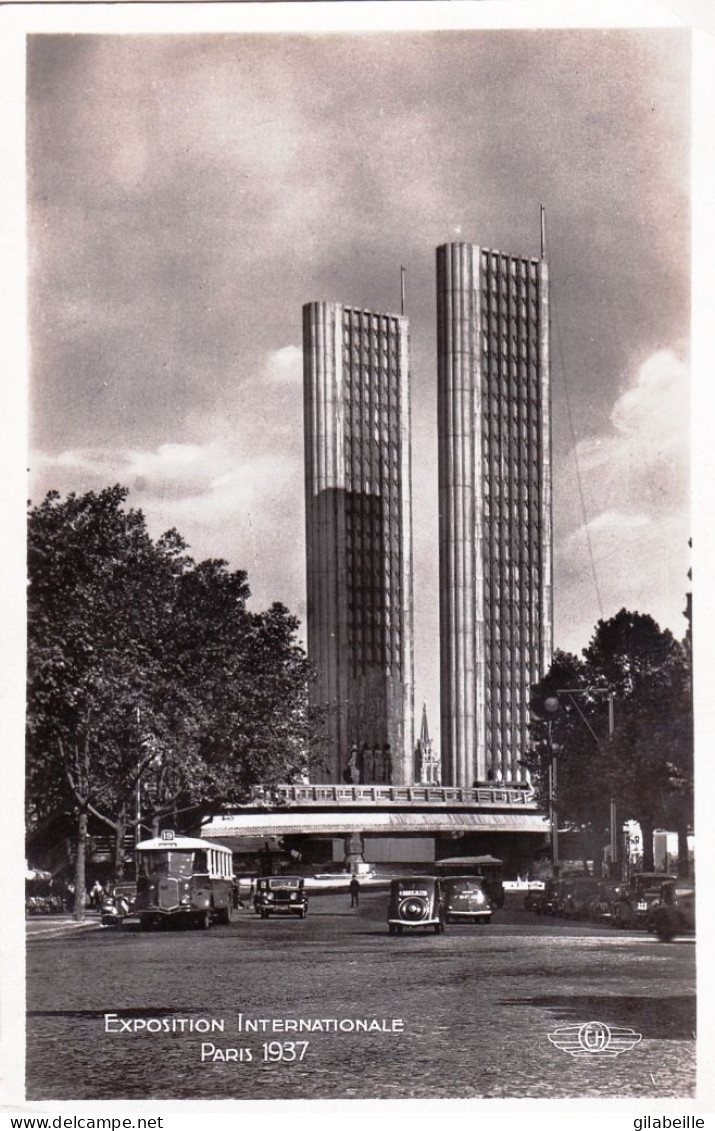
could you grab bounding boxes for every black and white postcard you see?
[2,0,713,1121]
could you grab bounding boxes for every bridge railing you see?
[269,784,536,808]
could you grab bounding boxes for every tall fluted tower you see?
[436,242,552,786]
[303,301,414,784]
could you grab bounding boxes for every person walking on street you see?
[349,875,360,908]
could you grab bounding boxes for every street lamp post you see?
[544,697,560,876]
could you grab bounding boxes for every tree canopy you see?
[26,486,326,894]
[529,609,693,873]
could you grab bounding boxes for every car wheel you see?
[139,916,153,931]
[388,924,396,936]
[199,910,211,930]
[260,910,268,920]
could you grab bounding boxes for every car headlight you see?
[266,892,274,901]
[180,895,191,905]
[475,891,485,904]
[290,892,297,901]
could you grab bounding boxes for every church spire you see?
[419,702,430,748]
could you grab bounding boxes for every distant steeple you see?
[415,702,440,786]
[419,702,430,748]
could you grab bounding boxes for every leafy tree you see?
[27,486,325,917]
[530,609,693,876]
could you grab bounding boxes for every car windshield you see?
[138,851,195,878]
[268,878,300,889]
[448,879,483,894]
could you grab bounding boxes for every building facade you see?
[303,301,414,784]
[436,242,553,787]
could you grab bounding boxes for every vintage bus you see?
[134,831,235,930]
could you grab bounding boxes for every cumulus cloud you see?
[265,345,302,385]
[573,349,688,517]
[555,350,690,652]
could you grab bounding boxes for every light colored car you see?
[444,876,492,924]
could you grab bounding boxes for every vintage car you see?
[523,883,545,911]
[100,882,137,926]
[532,877,560,915]
[587,880,623,924]
[443,876,492,924]
[649,880,695,942]
[434,856,505,908]
[611,872,676,928]
[387,876,447,935]
[560,876,600,920]
[255,876,308,919]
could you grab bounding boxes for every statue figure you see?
[347,744,359,784]
[383,743,393,784]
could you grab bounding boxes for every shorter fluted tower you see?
[303,301,414,784]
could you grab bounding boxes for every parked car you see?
[649,880,695,942]
[100,881,137,927]
[587,880,622,924]
[611,872,676,928]
[443,876,492,924]
[561,877,600,920]
[387,876,447,935]
[533,877,560,915]
[523,884,545,911]
[254,876,308,919]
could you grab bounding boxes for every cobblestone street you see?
[26,891,696,1101]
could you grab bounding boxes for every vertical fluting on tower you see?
[437,241,552,788]
[303,303,349,776]
[436,244,485,786]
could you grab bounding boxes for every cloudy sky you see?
[26,25,691,741]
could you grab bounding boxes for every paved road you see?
[26,892,696,1101]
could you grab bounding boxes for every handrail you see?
[259,783,537,808]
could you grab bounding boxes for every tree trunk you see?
[676,817,690,878]
[639,816,655,872]
[113,817,126,883]
[74,810,87,922]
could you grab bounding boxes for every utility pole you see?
[606,692,621,879]
[544,696,559,876]
[542,687,616,879]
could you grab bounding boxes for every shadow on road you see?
[498,992,696,1040]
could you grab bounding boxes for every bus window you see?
[138,851,195,878]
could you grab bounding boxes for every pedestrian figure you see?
[349,875,360,908]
